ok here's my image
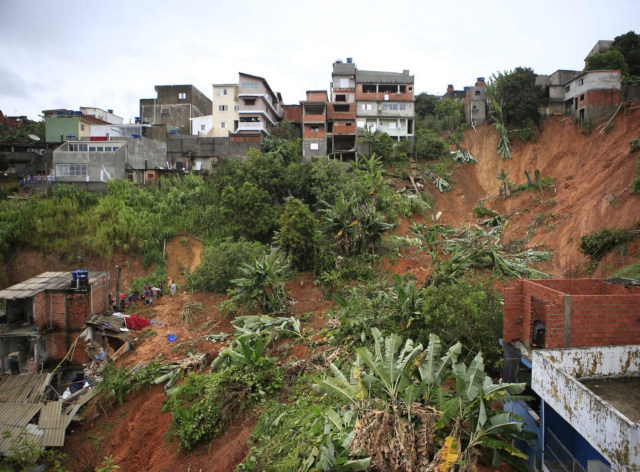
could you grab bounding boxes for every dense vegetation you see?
[0,110,574,471]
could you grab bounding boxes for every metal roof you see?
[86,313,126,332]
[0,374,52,403]
[0,271,108,300]
[39,401,65,447]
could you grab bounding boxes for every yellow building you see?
[211,84,239,136]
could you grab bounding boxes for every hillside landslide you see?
[426,110,640,277]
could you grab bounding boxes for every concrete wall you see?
[140,85,212,134]
[53,137,168,182]
[532,346,640,470]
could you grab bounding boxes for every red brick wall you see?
[306,91,328,101]
[67,292,90,330]
[585,89,621,107]
[33,292,47,324]
[90,276,109,313]
[504,279,640,350]
[303,114,325,123]
[570,295,640,346]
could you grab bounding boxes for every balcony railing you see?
[544,428,587,472]
[237,122,265,131]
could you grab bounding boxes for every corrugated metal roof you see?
[0,373,52,403]
[39,401,65,447]
[0,403,41,427]
[86,313,126,332]
[0,271,108,300]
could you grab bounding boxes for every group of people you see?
[18,174,52,186]
[109,277,178,312]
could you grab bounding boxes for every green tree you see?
[414,92,440,120]
[278,197,317,271]
[414,128,447,160]
[270,120,301,141]
[490,67,543,128]
[359,128,394,160]
[190,239,266,293]
[314,330,532,471]
[220,182,281,241]
[585,49,629,76]
[612,30,640,76]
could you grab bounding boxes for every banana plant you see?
[211,336,277,371]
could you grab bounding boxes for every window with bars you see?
[56,164,87,177]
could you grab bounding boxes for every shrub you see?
[415,128,447,160]
[631,138,640,153]
[278,198,317,271]
[190,239,266,293]
[472,205,495,218]
[579,227,638,272]
[163,365,282,451]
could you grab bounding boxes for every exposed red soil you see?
[387,110,640,279]
[165,235,203,286]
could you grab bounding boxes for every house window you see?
[68,143,88,152]
[200,124,206,131]
[311,126,319,132]
[475,90,481,95]
[579,78,584,86]
[382,103,399,111]
[56,164,87,177]
[219,105,228,111]
[243,98,256,106]
[335,94,347,102]
[242,82,258,89]
[89,146,96,151]
[580,94,585,101]
[96,146,104,151]
[161,107,171,115]
[399,104,408,110]
[362,104,373,111]
[565,85,570,93]
[222,88,228,95]
[389,122,397,129]
[339,78,349,88]
[80,124,85,131]
[220,122,227,129]
[346,122,353,126]
[234,105,239,111]
[178,92,186,99]
[310,143,319,150]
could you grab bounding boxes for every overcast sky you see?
[0,0,638,123]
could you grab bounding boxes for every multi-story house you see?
[211,84,239,136]
[236,73,284,135]
[327,60,358,160]
[355,65,415,144]
[139,85,212,135]
[301,91,328,158]
[43,109,107,143]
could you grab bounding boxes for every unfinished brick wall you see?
[32,291,47,324]
[504,279,640,350]
[571,295,640,346]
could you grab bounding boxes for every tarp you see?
[124,315,151,330]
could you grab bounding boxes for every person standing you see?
[171,281,177,297]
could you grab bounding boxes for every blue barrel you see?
[72,270,89,281]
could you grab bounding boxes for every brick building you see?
[502,278,640,471]
[0,271,109,373]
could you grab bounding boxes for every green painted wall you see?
[45,116,80,142]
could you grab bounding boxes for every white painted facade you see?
[189,115,213,136]
[563,70,622,101]
[532,346,640,470]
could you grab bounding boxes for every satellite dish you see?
[28,134,41,141]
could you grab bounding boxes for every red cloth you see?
[125,315,151,330]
